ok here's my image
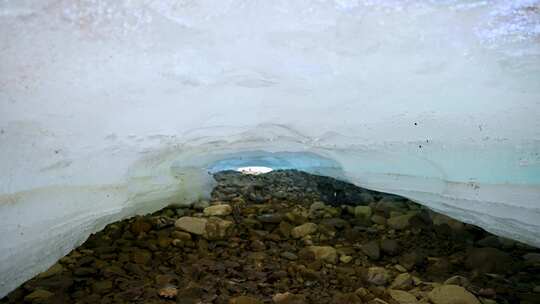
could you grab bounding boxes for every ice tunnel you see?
[1,0,540,297]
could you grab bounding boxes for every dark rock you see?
[380,239,399,256]
[361,241,380,260]
[465,247,513,274]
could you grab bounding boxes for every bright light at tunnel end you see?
[236,166,274,175]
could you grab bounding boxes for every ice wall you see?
[1,0,540,297]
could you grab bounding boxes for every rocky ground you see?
[2,170,540,304]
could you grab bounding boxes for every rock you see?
[132,249,152,264]
[354,206,372,219]
[174,216,233,240]
[432,214,464,231]
[309,201,326,212]
[73,267,97,276]
[340,255,353,264]
[361,241,380,260]
[229,295,263,304]
[394,265,407,272]
[387,214,415,230]
[203,204,232,216]
[306,246,337,264]
[281,252,298,260]
[359,192,375,204]
[388,290,418,304]
[272,292,307,304]
[428,285,480,304]
[92,280,113,294]
[171,231,192,241]
[365,267,390,285]
[131,217,152,235]
[465,247,513,274]
[175,217,208,235]
[291,223,318,239]
[36,263,64,279]
[279,221,294,238]
[399,251,426,270]
[257,213,283,223]
[371,215,387,225]
[193,200,210,210]
[444,275,471,288]
[523,253,540,264]
[204,217,234,240]
[332,292,362,303]
[390,273,414,290]
[24,290,54,303]
[380,239,399,256]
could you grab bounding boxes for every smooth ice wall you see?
[1,0,539,297]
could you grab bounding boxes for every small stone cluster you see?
[1,170,539,304]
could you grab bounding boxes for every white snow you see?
[1,0,540,297]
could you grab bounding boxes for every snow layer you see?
[1,0,540,297]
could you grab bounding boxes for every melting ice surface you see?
[1,0,540,297]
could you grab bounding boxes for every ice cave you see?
[1,0,539,300]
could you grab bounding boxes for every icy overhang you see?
[1,0,540,298]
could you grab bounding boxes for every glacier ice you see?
[1,0,540,297]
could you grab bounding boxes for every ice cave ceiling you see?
[0,0,539,298]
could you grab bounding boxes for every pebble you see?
[428,285,481,304]
[365,266,391,286]
[203,204,232,216]
[291,223,318,239]
[306,246,337,264]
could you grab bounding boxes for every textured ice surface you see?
[1,0,540,297]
